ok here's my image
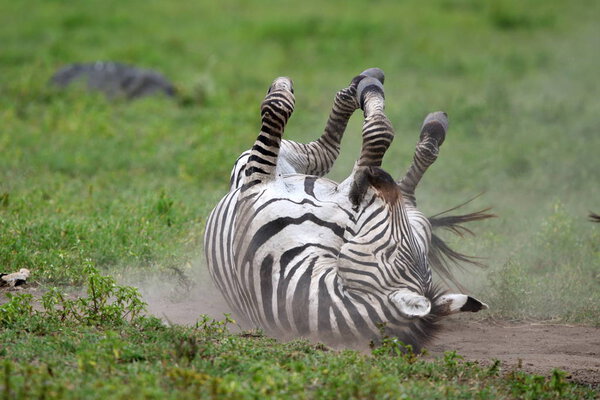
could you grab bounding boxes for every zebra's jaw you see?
[434,294,489,316]
[389,289,432,318]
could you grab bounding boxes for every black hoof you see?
[350,68,385,89]
[359,67,385,84]
[267,77,294,94]
[357,77,384,109]
[420,111,448,146]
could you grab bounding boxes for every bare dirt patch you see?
[0,285,44,306]
[139,282,600,388]
[140,279,233,326]
[427,316,600,388]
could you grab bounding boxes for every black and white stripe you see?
[205,70,490,350]
[229,69,384,190]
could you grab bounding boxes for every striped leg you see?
[398,112,448,206]
[348,78,396,206]
[356,77,394,167]
[243,77,295,187]
[281,68,385,177]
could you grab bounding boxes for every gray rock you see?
[0,268,30,287]
[50,62,176,99]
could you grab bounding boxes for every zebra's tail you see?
[589,212,600,223]
[427,195,496,290]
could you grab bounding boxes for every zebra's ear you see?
[434,294,488,316]
[390,289,432,318]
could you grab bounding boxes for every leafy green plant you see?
[505,368,574,400]
[194,313,235,338]
[370,323,422,363]
[0,264,147,329]
[0,294,34,328]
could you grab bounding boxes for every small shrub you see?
[0,264,147,329]
[0,293,34,328]
[370,324,421,363]
[194,313,235,338]
[0,192,9,208]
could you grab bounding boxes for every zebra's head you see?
[340,164,435,317]
[337,102,488,321]
[341,162,489,321]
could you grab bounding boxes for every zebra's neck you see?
[336,186,431,296]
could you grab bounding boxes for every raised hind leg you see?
[398,112,448,206]
[242,77,295,187]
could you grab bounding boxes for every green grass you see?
[1,0,599,397]
[2,324,591,399]
[1,276,596,399]
[2,325,593,399]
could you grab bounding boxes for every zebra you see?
[589,212,600,223]
[204,70,493,350]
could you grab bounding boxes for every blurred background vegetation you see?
[0,0,598,323]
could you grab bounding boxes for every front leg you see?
[230,69,385,190]
[398,112,448,206]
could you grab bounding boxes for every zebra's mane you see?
[427,195,496,291]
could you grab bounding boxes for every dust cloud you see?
[122,259,236,327]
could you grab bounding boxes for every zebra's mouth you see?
[434,294,489,316]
